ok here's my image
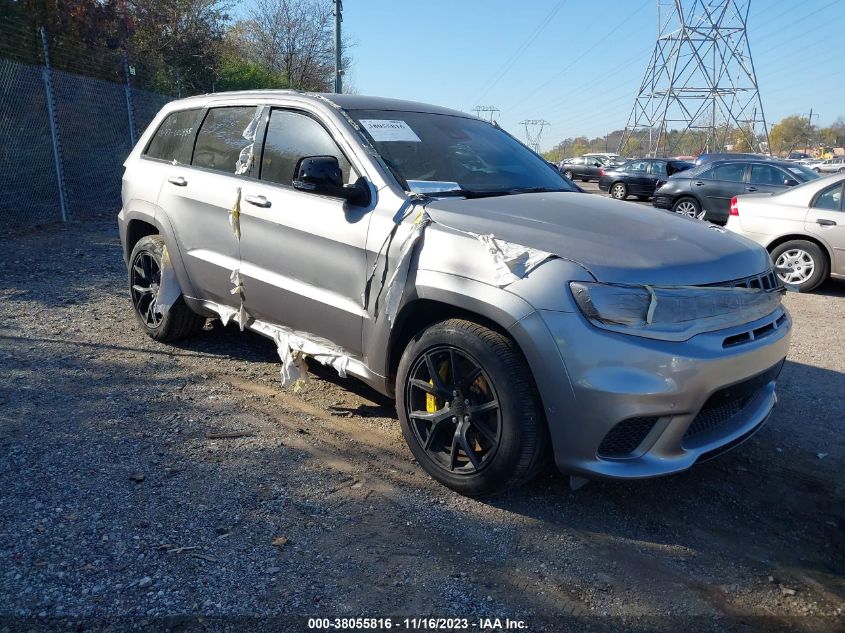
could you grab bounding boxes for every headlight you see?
[569,281,782,341]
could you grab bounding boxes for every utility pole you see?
[519,119,550,154]
[333,0,343,93]
[472,105,500,123]
[805,108,818,152]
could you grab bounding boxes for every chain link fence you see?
[0,21,173,230]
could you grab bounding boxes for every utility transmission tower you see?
[618,0,770,157]
[519,119,550,153]
[473,105,500,122]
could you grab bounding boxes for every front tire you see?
[672,196,701,218]
[771,240,828,292]
[563,169,573,180]
[396,319,549,496]
[128,235,205,342]
[610,182,628,200]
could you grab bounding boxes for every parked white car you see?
[812,157,845,174]
[726,173,845,291]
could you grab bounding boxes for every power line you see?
[507,0,651,114]
[471,0,567,107]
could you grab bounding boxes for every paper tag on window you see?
[360,119,421,142]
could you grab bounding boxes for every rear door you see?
[236,107,371,355]
[159,104,263,304]
[696,162,747,219]
[746,163,792,197]
[805,181,845,275]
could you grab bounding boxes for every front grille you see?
[683,360,784,444]
[598,416,659,458]
[709,269,780,291]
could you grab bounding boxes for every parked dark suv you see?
[653,159,819,223]
[598,158,693,200]
[560,156,605,182]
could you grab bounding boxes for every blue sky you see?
[336,0,845,150]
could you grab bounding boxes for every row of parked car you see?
[555,152,842,292]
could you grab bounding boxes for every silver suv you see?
[119,90,792,495]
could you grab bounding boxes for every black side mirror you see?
[784,178,798,186]
[292,155,369,205]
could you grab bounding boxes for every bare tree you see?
[237,0,343,91]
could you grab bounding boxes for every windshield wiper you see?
[504,187,572,194]
[422,189,511,199]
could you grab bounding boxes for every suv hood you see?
[425,192,771,286]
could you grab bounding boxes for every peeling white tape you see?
[229,187,242,241]
[474,234,553,287]
[155,245,182,316]
[384,210,430,323]
[235,105,266,175]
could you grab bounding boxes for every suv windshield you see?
[347,109,576,196]
[785,163,821,180]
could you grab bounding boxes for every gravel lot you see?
[1,214,843,632]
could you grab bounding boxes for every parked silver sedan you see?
[726,173,845,291]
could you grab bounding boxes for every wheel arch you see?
[125,218,159,260]
[765,233,833,267]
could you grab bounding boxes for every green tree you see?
[769,115,813,155]
[216,57,288,91]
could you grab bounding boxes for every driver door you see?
[237,107,371,356]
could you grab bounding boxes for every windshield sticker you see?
[360,119,421,142]
[406,180,462,194]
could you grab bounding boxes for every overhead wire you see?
[470,0,568,107]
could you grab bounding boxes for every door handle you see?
[693,180,704,186]
[816,218,837,226]
[244,194,271,208]
[167,176,187,187]
[745,186,758,192]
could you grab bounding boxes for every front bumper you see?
[511,305,791,479]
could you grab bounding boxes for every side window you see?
[813,183,843,211]
[144,109,201,164]
[192,106,261,174]
[711,163,746,182]
[259,110,355,187]
[651,161,668,177]
[750,164,788,186]
[628,160,648,173]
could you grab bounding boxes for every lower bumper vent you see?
[684,360,784,444]
[598,416,659,458]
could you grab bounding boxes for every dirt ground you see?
[0,218,843,632]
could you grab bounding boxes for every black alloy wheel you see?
[405,345,501,474]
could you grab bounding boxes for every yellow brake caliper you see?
[426,361,450,412]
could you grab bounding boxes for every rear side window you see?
[259,110,354,187]
[193,107,261,174]
[813,183,843,211]
[711,163,746,182]
[750,164,788,186]
[144,109,201,164]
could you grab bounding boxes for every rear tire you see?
[128,235,205,342]
[770,240,828,292]
[396,319,549,496]
[563,169,573,180]
[610,182,628,200]
[672,196,701,218]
